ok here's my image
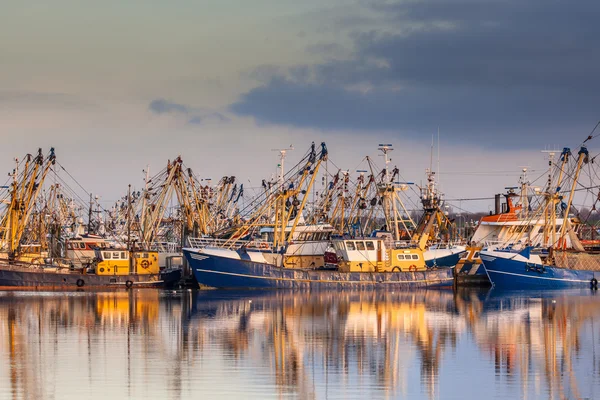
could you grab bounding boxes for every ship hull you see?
[481,252,598,289]
[0,265,182,289]
[184,248,453,290]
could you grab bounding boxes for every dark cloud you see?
[148,98,230,125]
[149,98,190,114]
[231,0,600,147]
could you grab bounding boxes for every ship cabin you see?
[66,236,112,266]
[331,238,427,273]
[94,249,159,276]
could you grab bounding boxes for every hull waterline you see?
[0,265,183,289]
[481,252,598,290]
[184,249,453,290]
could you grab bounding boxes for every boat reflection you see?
[189,290,463,399]
[0,289,598,400]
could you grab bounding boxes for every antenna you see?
[378,144,393,183]
[437,127,440,186]
[271,145,294,185]
[541,148,559,193]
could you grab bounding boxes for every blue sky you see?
[1,0,597,209]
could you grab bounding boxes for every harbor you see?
[2,137,600,292]
[4,0,600,397]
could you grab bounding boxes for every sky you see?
[1,0,599,212]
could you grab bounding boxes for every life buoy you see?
[591,278,598,289]
[409,265,417,272]
[141,260,150,269]
[76,279,85,287]
[125,280,134,289]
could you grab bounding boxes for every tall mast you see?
[87,193,94,234]
[437,127,440,188]
[557,146,588,248]
[272,145,294,187]
[140,165,150,230]
[8,158,18,256]
[126,184,132,249]
[378,144,393,184]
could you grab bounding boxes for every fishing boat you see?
[455,165,569,286]
[0,148,182,289]
[480,146,600,289]
[183,143,453,289]
[0,248,182,289]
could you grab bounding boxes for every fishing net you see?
[554,251,600,271]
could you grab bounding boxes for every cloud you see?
[148,98,230,125]
[148,98,191,114]
[230,0,600,148]
[0,90,97,110]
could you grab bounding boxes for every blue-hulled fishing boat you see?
[481,146,600,290]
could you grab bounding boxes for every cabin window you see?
[103,252,111,260]
[121,252,126,259]
[113,252,121,259]
[346,242,356,251]
[397,254,405,260]
[356,241,366,251]
[79,243,86,249]
[461,251,470,259]
[411,254,419,260]
[473,252,480,258]
[366,241,375,251]
[67,243,73,250]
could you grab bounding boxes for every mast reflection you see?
[0,289,598,399]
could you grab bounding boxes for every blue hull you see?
[481,254,598,289]
[425,252,463,268]
[184,249,454,290]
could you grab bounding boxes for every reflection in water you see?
[0,289,598,399]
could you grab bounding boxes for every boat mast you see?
[7,158,19,257]
[140,165,149,231]
[546,148,570,248]
[557,146,588,249]
[126,184,132,249]
[272,145,294,187]
[378,144,398,240]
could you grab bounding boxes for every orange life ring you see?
[408,265,417,272]
[141,260,150,269]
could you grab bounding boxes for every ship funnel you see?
[494,194,501,215]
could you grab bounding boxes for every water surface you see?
[0,288,599,399]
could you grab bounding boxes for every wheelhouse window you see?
[356,241,366,251]
[103,252,112,260]
[397,254,405,260]
[79,243,86,249]
[346,242,356,251]
[112,252,121,259]
[411,254,419,260]
[366,241,375,251]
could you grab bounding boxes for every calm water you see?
[0,289,599,400]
